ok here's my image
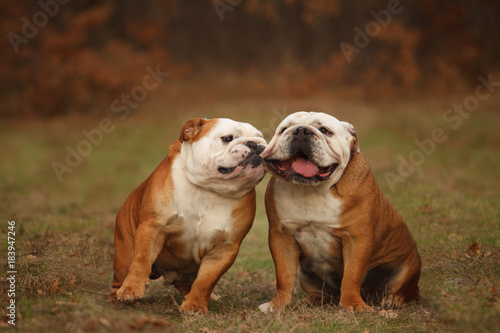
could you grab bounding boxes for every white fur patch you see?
[170,158,237,263]
[274,179,342,266]
[274,179,342,229]
[260,111,356,188]
[258,302,273,313]
[181,118,266,198]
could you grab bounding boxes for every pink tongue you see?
[292,158,319,178]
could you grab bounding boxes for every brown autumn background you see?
[1,0,500,332]
[2,0,500,118]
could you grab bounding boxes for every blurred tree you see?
[1,0,173,117]
[1,0,499,117]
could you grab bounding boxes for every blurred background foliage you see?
[2,0,499,118]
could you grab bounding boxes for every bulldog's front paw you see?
[381,293,405,309]
[179,299,208,314]
[259,299,289,313]
[340,296,373,312]
[116,278,149,302]
[259,294,291,313]
[258,302,275,313]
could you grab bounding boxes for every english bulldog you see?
[258,111,421,313]
[111,118,266,314]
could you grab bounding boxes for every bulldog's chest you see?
[170,161,235,263]
[274,180,343,262]
[274,180,343,230]
[176,200,232,263]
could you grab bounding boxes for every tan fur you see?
[177,191,256,312]
[111,119,257,314]
[265,152,421,311]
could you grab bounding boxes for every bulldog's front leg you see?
[179,242,239,314]
[258,227,300,313]
[116,222,167,302]
[339,232,374,312]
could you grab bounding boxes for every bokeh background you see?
[1,1,500,332]
[2,0,500,118]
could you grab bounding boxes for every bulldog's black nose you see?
[245,141,265,155]
[293,127,313,137]
[245,141,257,149]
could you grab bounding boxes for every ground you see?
[1,94,499,332]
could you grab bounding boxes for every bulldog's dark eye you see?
[319,127,332,136]
[221,135,233,143]
[280,127,288,134]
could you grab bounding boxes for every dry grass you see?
[1,96,499,332]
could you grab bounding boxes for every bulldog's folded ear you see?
[180,118,211,143]
[341,121,360,154]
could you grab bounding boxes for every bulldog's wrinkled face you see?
[180,118,267,197]
[261,111,359,186]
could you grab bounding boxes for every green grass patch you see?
[1,99,499,332]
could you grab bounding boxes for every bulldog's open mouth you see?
[265,151,338,182]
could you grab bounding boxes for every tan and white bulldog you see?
[111,118,266,314]
[258,111,421,313]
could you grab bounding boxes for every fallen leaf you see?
[439,216,452,224]
[49,279,59,295]
[469,242,480,255]
[420,205,434,214]
[70,276,77,288]
[199,327,219,333]
[237,270,250,279]
[152,319,171,327]
[129,316,172,330]
[488,287,498,301]
[98,317,112,328]
[129,318,148,330]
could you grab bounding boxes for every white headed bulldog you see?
[259,111,421,313]
[111,118,266,314]
[262,111,358,190]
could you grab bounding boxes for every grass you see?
[0,95,499,332]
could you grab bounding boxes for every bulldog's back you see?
[114,142,180,243]
[332,152,420,265]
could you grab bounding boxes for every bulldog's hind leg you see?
[298,264,340,306]
[116,221,169,302]
[111,220,134,295]
[173,272,196,296]
[381,255,421,308]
